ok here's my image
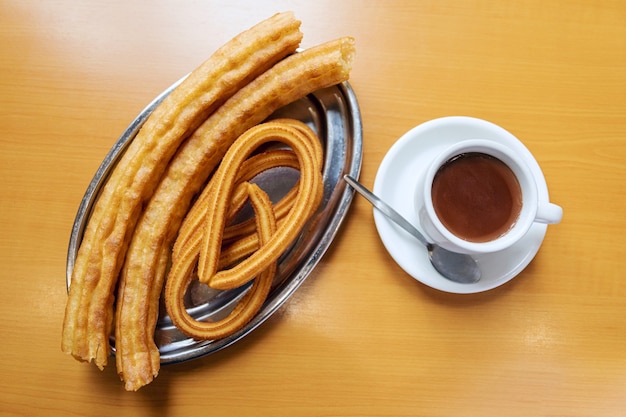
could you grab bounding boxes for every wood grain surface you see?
[1,1,625,416]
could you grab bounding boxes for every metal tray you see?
[66,79,362,364]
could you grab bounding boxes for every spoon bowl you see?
[344,175,481,284]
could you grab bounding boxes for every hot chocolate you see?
[431,152,522,242]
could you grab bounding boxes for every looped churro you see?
[165,119,323,341]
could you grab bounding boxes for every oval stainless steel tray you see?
[66,79,362,364]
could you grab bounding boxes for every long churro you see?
[115,37,354,391]
[164,120,323,341]
[62,12,303,371]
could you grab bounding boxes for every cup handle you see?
[536,202,563,224]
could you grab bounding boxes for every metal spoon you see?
[344,175,481,284]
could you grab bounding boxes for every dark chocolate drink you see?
[432,152,522,242]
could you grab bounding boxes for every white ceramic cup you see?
[417,139,563,255]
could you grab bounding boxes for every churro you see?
[63,11,303,371]
[176,149,300,256]
[115,37,354,391]
[164,120,323,341]
[61,10,356,391]
[174,118,322,257]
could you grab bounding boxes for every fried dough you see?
[62,11,303,370]
[164,120,323,341]
[116,37,354,390]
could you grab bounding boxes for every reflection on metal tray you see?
[66,79,362,364]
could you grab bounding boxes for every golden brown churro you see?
[176,149,299,254]
[115,37,354,390]
[164,120,323,341]
[62,10,355,391]
[174,118,322,257]
[62,12,303,371]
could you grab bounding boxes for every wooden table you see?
[2,1,625,415]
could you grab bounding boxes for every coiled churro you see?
[164,120,323,341]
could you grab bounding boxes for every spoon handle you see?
[343,175,430,247]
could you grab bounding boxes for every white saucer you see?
[373,116,550,294]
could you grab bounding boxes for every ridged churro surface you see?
[116,38,353,391]
[164,120,323,341]
[61,11,355,391]
[62,11,302,371]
